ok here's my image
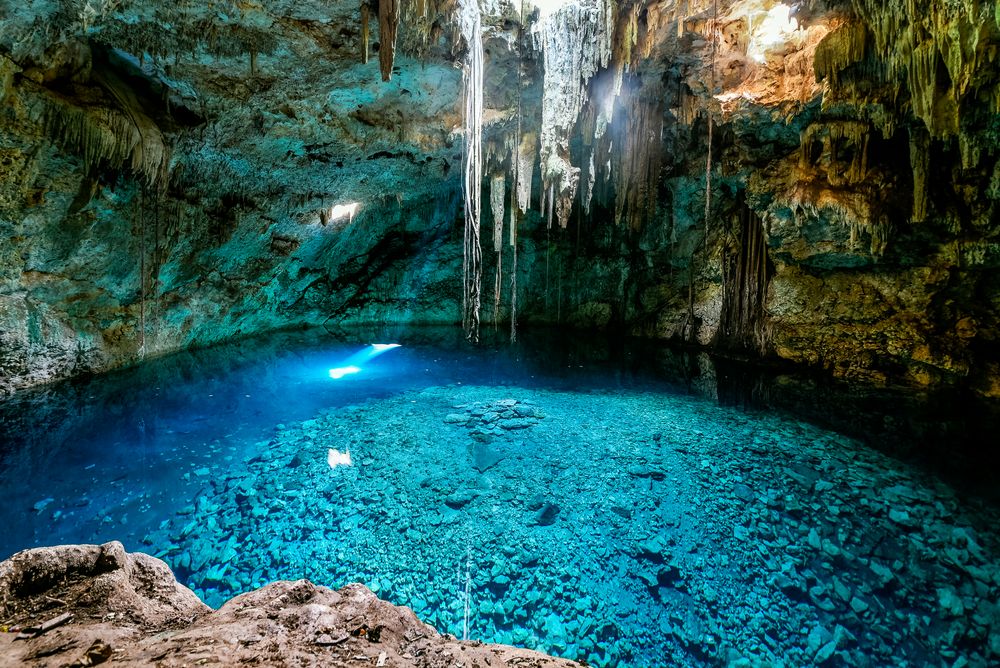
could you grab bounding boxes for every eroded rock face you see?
[0,542,578,667]
[0,0,472,396]
[0,0,998,396]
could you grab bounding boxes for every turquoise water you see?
[2,328,998,666]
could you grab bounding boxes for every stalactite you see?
[581,1,641,217]
[839,123,870,186]
[596,3,638,142]
[360,1,370,65]
[510,0,526,344]
[677,86,700,126]
[638,1,657,59]
[379,0,400,82]
[958,132,981,170]
[535,0,615,228]
[490,174,505,253]
[515,132,536,215]
[846,0,992,138]
[686,0,719,345]
[909,125,930,223]
[485,134,518,178]
[870,215,892,256]
[717,203,770,355]
[800,121,870,187]
[459,0,484,343]
[34,74,170,188]
[546,183,555,228]
[704,0,718,233]
[401,0,443,57]
[493,245,503,328]
[909,40,942,134]
[846,212,893,257]
[813,20,867,86]
[490,174,505,326]
[612,85,663,230]
[509,176,518,250]
[582,151,596,215]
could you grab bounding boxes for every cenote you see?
[2,327,999,666]
[4,0,1000,665]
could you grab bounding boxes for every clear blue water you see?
[2,327,998,667]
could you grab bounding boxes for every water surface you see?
[2,327,998,667]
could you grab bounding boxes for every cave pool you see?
[2,327,998,667]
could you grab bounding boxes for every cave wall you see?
[1,0,999,398]
[676,0,1000,396]
[0,0,472,395]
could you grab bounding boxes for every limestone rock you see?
[0,543,579,668]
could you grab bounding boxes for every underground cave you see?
[2,0,1000,666]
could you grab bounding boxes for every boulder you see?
[0,543,580,667]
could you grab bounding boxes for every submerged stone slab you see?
[0,543,579,668]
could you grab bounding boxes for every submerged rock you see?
[4,382,999,666]
[473,443,504,472]
[501,417,538,431]
[534,503,561,527]
[30,498,54,513]
[0,543,580,667]
[444,488,479,509]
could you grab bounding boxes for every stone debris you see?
[108,384,1000,667]
[13,612,73,640]
[1,381,996,667]
[68,639,113,667]
[444,399,545,441]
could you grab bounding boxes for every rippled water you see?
[2,327,998,666]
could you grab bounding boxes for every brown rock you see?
[0,544,579,668]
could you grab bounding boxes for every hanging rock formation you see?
[379,0,402,81]
[535,0,615,229]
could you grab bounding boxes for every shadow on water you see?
[709,355,1000,502]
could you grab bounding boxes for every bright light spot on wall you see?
[329,365,362,379]
[747,3,799,63]
[329,202,360,223]
[370,343,401,352]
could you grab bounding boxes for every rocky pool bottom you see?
[1,328,999,667]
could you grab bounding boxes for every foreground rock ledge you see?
[0,542,579,667]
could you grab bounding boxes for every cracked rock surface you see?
[0,542,578,667]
